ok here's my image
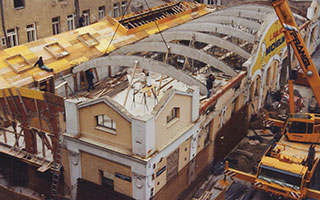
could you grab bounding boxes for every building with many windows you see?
[0,0,130,50]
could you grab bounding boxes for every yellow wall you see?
[62,148,72,196]
[79,102,132,152]
[81,151,133,197]
[155,94,192,151]
[154,157,167,193]
[178,138,191,172]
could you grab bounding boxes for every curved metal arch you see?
[169,23,255,44]
[228,5,274,14]
[72,55,207,94]
[191,15,261,31]
[143,31,250,59]
[111,42,237,76]
[211,9,267,21]
[227,4,305,22]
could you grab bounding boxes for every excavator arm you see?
[272,0,320,106]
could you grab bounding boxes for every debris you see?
[225,181,247,200]
[233,149,253,158]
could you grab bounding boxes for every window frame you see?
[167,107,180,124]
[82,10,90,26]
[98,6,105,20]
[95,114,117,134]
[1,37,6,47]
[67,14,75,31]
[52,17,61,35]
[14,0,25,9]
[26,23,37,42]
[121,1,127,16]
[7,28,18,47]
[113,3,120,18]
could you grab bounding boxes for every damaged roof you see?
[0,2,209,88]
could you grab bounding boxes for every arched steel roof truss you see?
[190,15,261,31]
[72,55,207,94]
[143,31,250,59]
[228,5,274,14]
[111,42,237,76]
[169,23,255,44]
[211,9,267,21]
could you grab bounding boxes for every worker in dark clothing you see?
[206,74,215,98]
[85,69,95,92]
[34,57,53,72]
[79,15,85,27]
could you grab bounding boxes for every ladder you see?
[50,135,64,200]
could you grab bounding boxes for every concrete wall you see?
[154,94,192,151]
[78,102,132,152]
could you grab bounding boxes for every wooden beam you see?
[16,88,28,117]
[123,60,139,106]
[1,89,14,120]
[157,50,170,95]
[34,99,43,130]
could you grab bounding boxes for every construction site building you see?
[0,1,319,200]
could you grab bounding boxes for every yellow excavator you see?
[224,0,320,199]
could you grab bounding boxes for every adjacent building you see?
[0,0,130,50]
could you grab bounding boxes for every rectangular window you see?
[52,17,60,35]
[26,24,37,42]
[207,0,215,4]
[121,1,127,16]
[266,67,271,85]
[14,0,24,9]
[82,10,90,26]
[167,107,180,123]
[100,170,114,189]
[67,14,75,31]
[113,3,120,18]
[96,114,116,131]
[98,6,105,20]
[7,28,18,47]
[255,77,261,97]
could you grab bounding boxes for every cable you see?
[143,0,170,52]
[105,0,133,55]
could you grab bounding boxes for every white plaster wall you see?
[132,115,155,158]
[65,99,81,137]
[191,86,200,122]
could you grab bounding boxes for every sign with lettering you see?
[250,18,287,78]
[156,166,166,177]
[115,172,132,182]
[290,31,310,69]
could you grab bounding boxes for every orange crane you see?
[265,0,320,143]
[223,0,320,199]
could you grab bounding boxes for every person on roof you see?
[34,57,53,72]
[79,15,85,27]
[206,74,215,98]
[85,69,95,92]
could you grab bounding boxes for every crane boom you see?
[272,0,320,106]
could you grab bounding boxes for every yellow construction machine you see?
[224,0,320,199]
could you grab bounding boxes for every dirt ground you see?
[226,130,274,174]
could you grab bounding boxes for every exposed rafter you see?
[72,55,208,94]
[111,42,237,76]
[143,31,250,59]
